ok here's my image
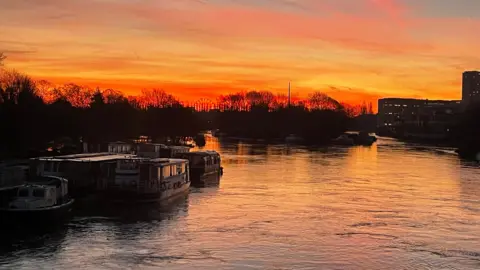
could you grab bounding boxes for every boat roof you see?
[108,141,130,145]
[137,143,189,149]
[150,158,187,164]
[175,151,220,157]
[31,153,137,162]
[117,157,188,165]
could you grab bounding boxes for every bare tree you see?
[102,88,125,104]
[138,89,180,108]
[36,80,56,103]
[0,69,38,104]
[56,83,93,107]
[307,92,342,111]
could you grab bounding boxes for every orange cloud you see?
[1,0,479,107]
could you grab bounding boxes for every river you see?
[1,137,479,269]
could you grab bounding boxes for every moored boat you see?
[285,134,305,144]
[332,134,355,146]
[29,153,137,198]
[174,151,222,187]
[350,132,377,146]
[105,157,190,203]
[0,176,74,227]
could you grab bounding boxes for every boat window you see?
[33,188,45,198]
[176,164,183,175]
[163,166,171,178]
[18,188,29,197]
[181,163,186,173]
[58,162,66,172]
[54,162,60,172]
[171,165,177,176]
[44,161,52,172]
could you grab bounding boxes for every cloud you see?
[0,0,479,105]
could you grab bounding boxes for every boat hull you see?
[0,199,74,228]
[105,181,191,204]
[190,170,221,187]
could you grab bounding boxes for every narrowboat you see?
[174,151,222,187]
[0,176,74,227]
[136,143,190,158]
[29,153,137,198]
[105,157,190,203]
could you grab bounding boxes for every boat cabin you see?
[108,141,134,154]
[29,153,137,195]
[174,151,221,172]
[173,151,222,187]
[9,176,69,209]
[113,158,190,194]
[137,143,190,158]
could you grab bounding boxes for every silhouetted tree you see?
[307,92,342,111]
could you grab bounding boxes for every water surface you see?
[1,137,479,269]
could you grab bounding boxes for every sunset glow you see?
[1,0,479,106]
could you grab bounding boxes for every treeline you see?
[0,69,199,158]
[207,91,350,142]
[0,65,371,158]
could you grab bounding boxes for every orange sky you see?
[1,0,479,106]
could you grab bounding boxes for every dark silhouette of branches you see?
[0,70,372,157]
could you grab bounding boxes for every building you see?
[377,98,461,139]
[462,71,480,107]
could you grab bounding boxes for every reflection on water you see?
[1,136,480,269]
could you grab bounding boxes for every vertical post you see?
[288,82,291,108]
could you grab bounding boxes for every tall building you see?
[462,71,480,106]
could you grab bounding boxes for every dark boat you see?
[347,132,377,146]
[174,151,222,187]
[104,157,191,203]
[0,176,74,227]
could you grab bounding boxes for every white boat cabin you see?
[9,177,69,209]
[114,158,189,192]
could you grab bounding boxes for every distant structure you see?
[462,71,480,107]
[377,98,461,139]
[288,82,291,108]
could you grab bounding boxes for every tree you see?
[36,80,56,103]
[55,83,93,107]
[217,92,247,111]
[0,69,38,105]
[90,89,105,108]
[368,102,374,114]
[102,88,125,104]
[359,101,368,115]
[138,89,180,108]
[307,92,342,111]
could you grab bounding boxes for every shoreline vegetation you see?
[0,68,376,159]
[1,57,478,160]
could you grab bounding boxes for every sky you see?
[1,0,480,106]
